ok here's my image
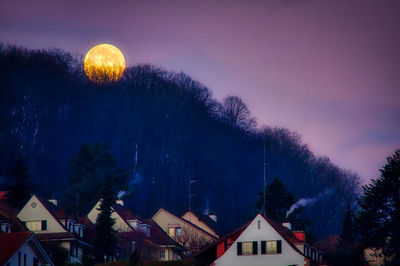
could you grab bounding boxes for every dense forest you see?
[0,45,360,239]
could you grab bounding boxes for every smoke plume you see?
[286,188,335,217]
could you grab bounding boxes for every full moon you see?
[84,44,126,83]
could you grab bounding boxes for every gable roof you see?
[182,210,224,237]
[0,200,27,232]
[0,232,32,264]
[153,208,218,241]
[196,213,307,263]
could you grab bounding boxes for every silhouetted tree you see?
[256,177,295,223]
[356,149,400,264]
[63,143,128,217]
[94,176,117,263]
[220,95,256,131]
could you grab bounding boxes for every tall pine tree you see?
[356,149,400,264]
[94,176,117,263]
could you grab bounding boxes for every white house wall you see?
[6,239,47,266]
[17,195,66,234]
[214,214,306,266]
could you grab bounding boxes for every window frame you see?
[260,240,282,255]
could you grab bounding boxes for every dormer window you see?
[1,223,12,233]
[139,224,151,237]
[127,219,142,230]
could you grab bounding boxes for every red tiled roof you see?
[0,191,8,200]
[0,200,27,232]
[0,232,32,264]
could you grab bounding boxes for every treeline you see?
[0,45,360,238]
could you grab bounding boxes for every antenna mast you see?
[263,133,267,216]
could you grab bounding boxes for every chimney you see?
[48,199,58,206]
[282,222,292,231]
[209,212,217,222]
[116,199,124,206]
[293,231,306,241]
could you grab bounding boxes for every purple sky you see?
[1,0,399,183]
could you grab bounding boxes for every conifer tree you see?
[339,204,355,246]
[63,143,128,217]
[94,176,117,263]
[356,149,400,264]
[256,177,295,222]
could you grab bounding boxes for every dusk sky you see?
[1,0,399,184]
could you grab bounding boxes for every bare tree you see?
[220,95,256,131]
[175,227,212,253]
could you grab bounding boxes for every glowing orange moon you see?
[84,44,126,83]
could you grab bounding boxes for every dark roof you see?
[0,200,27,232]
[145,219,183,247]
[182,210,224,236]
[0,232,32,264]
[36,232,76,241]
[112,203,140,221]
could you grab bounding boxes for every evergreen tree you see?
[94,176,117,263]
[4,153,33,208]
[339,204,355,246]
[355,149,400,264]
[63,143,128,217]
[256,177,295,222]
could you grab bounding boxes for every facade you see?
[17,194,91,264]
[197,213,324,266]
[153,208,218,253]
[0,231,53,266]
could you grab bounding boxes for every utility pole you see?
[263,133,267,216]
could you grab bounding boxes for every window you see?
[168,226,181,237]
[160,249,166,260]
[237,241,257,255]
[168,227,175,237]
[18,252,21,266]
[261,240,282,254]
[24,253,27,266]
[258,220,261,229]
[176,227,182,237]
[33,257,39,266]
[26,221,43,231]
[41,220,47,231]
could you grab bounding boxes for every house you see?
[88,199,186,261]
[152,208,218,252]
[196,213,324,266]
[17,194,92,264]
[0,231,53,266]
[87,199,142,232]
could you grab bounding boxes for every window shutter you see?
[41,220,47,231]
[252,241,258,255]
[277,240,282,254]
[237,242,242,255]
[261,241,266,254]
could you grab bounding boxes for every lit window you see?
[237,241,257,255]
[261,240,282,254]
[242,242,253,255]
[26,221,42,231]
[168,227,175,237]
